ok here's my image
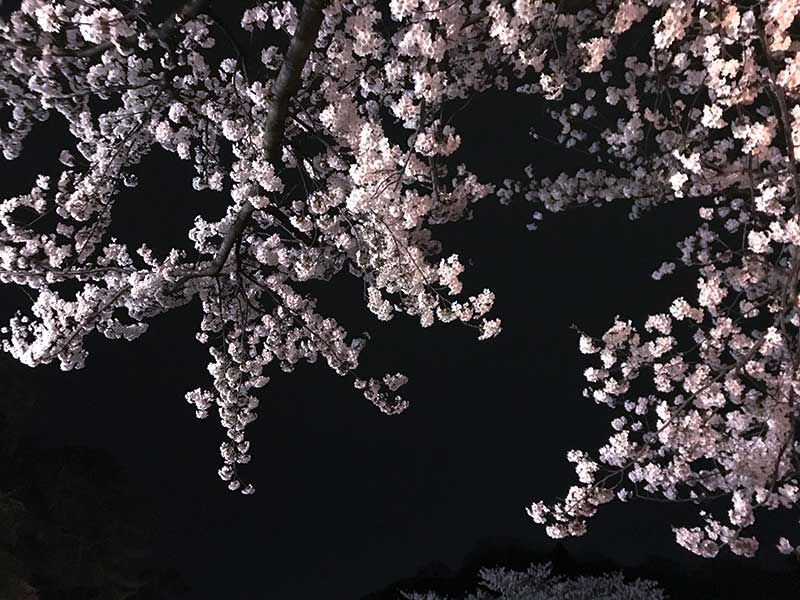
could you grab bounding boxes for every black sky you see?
[0,11,797,597]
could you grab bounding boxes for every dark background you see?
[0,4,798,598]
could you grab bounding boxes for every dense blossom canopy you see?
[1,0,799,559]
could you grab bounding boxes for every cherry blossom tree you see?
[1,0,799,561]
[400,562,666,600]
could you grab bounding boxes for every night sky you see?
[0,10,798,598]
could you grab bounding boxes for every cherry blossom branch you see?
[555,333,768,513]
[77,0,209,58]
[43,283,132,365]
[170,0,327,291]
[757,21,800,217]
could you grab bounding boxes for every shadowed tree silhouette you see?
[361,537,800,600]
[0,358,189,600]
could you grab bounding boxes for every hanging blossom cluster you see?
[1,0,799,560]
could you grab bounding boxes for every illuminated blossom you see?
[0,0,799,561]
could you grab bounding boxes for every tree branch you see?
[170,0,327,291]
[78,0,209,58]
